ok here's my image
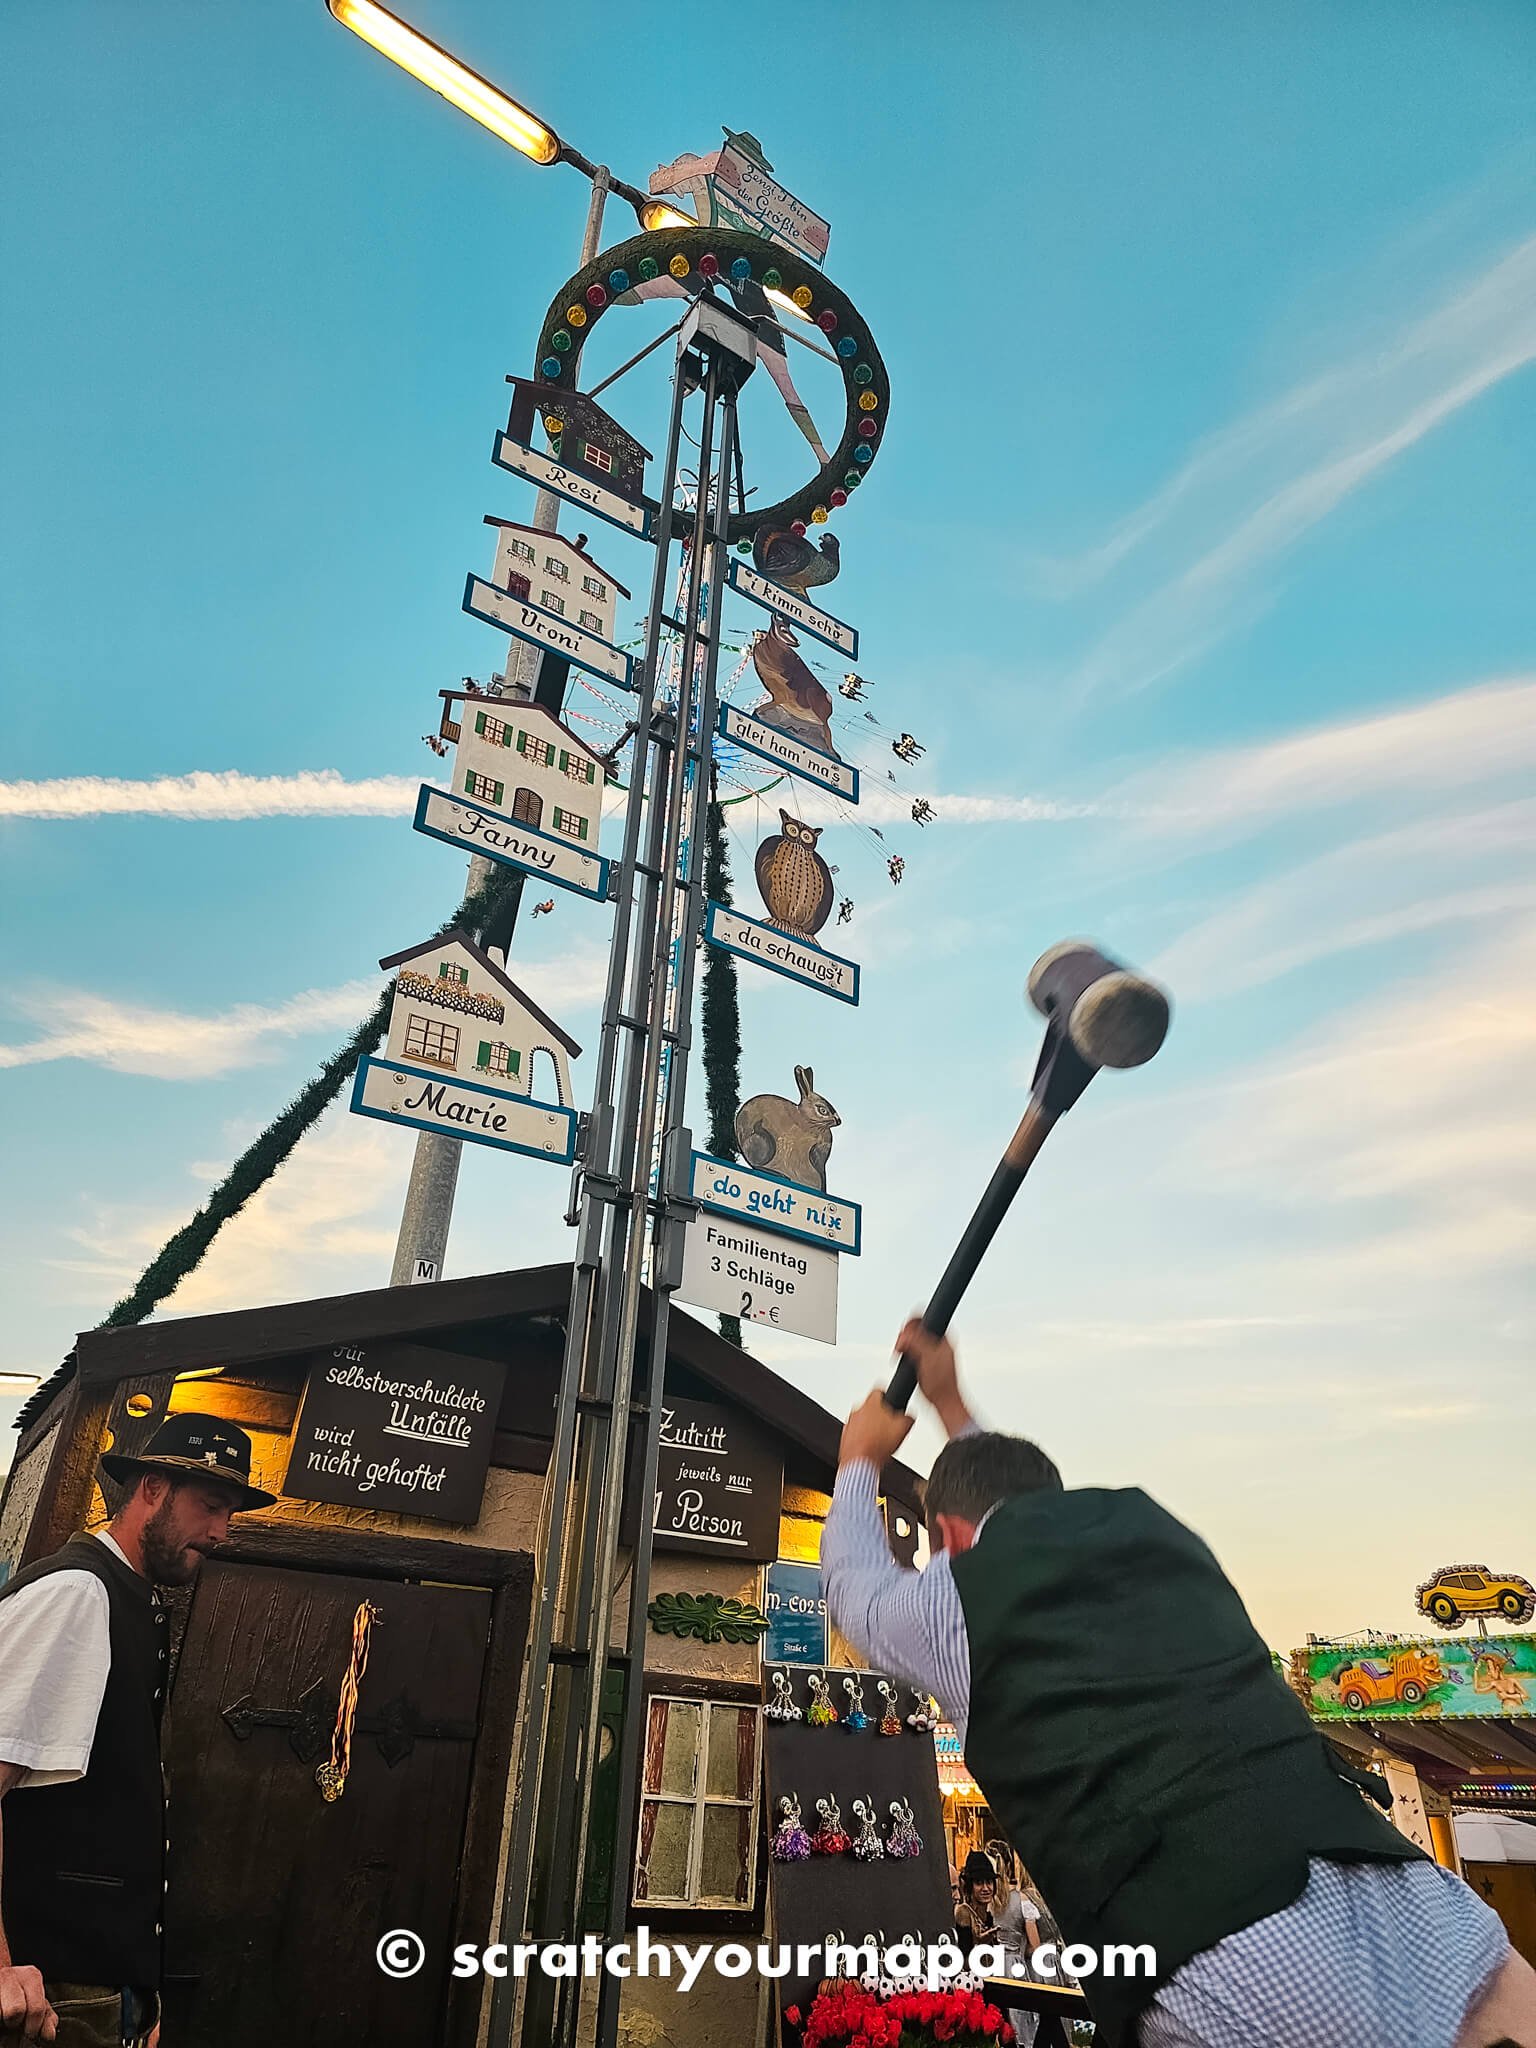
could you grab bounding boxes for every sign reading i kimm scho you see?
[463,574,636,690]
[716,705,859,802]
[703,902,859,1006]
[726,559,858,658]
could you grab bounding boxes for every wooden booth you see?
[0,1265,927,2048]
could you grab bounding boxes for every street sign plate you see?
[413,785,612,904]
[703,901,860,1006]
[689,1150,861,1256]
[463,573,635,690]
[350,1055,577,1164]
[716,705,859,802]
[676,1212,839,1344]
[726,559,858,658]
[492,432,655,541]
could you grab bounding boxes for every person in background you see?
[0,1415,273,2047]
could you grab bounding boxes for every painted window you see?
[633,1698,760,1908]
[476,1041,520,1079]
[465,771,505,805]
[405,1014,459,1067]
[541,590,566,615]
[559,751,596,786]
[582,442,613,475]
[474,712,511,748]
[512,788,543,828]
[516,732,555,768]
[509,538,535,561]
[437,962,468,985]
[578,609,603,634]
[553,807,589,841]
[582,574,607,598]
[543,556,570,581]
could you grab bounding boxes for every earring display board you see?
[762,1669,953,2021]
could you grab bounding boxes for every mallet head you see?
[1025,941,1171,1115]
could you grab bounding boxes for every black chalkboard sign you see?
[285,1339,504,1524]
[762,1668,953,2018]
[652,1395,784,1562]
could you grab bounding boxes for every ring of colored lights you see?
[534,226,889,542]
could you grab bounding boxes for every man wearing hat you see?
[0,1413,273,2046]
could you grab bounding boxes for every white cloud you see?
[0,768,420,820]
[0,980,380,1078]
[1043,234,1536,698]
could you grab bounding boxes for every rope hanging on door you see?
[316,1599,382,1803]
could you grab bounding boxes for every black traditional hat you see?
[100,1411,276,1511]
[961,1850,998,1887]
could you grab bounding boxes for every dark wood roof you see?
[506,377,654,460]
[17,1265,924,1514]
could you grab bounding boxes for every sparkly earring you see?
[906,1688,939,1732]
[841,1674,871,1731]
[886,1797,923,1858]
[766,1669,803,1723]
[876,1679,903,1736]
[806,1671,840,1727]
[812,1794,851,1855]
[771,1793,812,1861]
[851,1796,885,1861]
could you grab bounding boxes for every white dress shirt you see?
[0,1531,135,1787]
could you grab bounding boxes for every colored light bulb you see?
[811,505,829,524]
[837,335,858,359]
[853,362,873,385]
[858,418,878,438]
[844,470,862,487]
[737,538,753,553]
[858,391,879,411]
[730,256,753,281]
[607,268,630,293]
[698,252,720,278]
[637,255,659,281]
[668,252,691,278]
[541,358,563,379]
[566,304,587,328]
[816,309,838,333]
[550,329,571,353]
[853,445,872,464]
[543,414,563,437]
[792,519,807,536]
[763,267,782,290]
[791,284,813,309]
[585,282,608,309]
[829,488,848,507]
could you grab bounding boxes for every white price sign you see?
[676,1213,839,1346]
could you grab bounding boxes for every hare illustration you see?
[734,1065,840,1192]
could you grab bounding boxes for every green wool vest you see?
[950,1487,1420,2046]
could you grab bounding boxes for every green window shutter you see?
[463,772,475,796]
[508,1049,521,1074]
[492,780,505,807]
[577,815,590,841]
[516,729,529,756]
[477,1041,491,1067]
[474,711,487,735]
[496,722,512,747]
[558,749,569,773]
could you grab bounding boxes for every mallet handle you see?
[885,1103,1056,1411]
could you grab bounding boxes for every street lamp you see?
[0,1373,41,1392]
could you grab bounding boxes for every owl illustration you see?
[755,812,834,942]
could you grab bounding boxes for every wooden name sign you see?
[285,1340,505,1525]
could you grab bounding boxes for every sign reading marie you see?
[463,573,635,689]
[689,1150,860,1255]
[653,1395,783,1562]
[351,1056,578,1164]
[285,1339,505,1523]
[413,785,612,904]
[704,902,859,1006]
[492,433,654,540]
[717,705,858,802]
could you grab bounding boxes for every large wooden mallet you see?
[885,942,1171,1410]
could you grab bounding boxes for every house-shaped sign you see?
[414,691,612,903]
[463,520,635,690]
[350,931,581,1165]
[494,379,656,540]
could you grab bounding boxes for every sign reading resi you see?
[492,432,654,540]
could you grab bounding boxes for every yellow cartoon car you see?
[1416,1565,1536,1630]
[1333,1649,1444,1713]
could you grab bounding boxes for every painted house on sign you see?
[486,517,629,648]
[381,931,580,1107]
[437,691,605,850]
[506,378,652,503]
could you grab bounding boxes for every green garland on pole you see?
[95,864,523,1331]
[701,791,746,1348]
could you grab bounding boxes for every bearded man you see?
[0,1413,273,2046]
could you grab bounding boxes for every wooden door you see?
[161,1560,492,2047]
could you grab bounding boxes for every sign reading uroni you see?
[285,1341,505,1523]
[652,1395,784,1561]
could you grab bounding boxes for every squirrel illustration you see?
[734,1065,840,1192]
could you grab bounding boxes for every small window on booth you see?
[633,1697,760,1909]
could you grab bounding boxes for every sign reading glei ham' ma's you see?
[652,1396,783,1562]
[285,1340,505,1524]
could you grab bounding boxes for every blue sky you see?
[2,1,1533,1650]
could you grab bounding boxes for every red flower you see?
[785,2011,802,2029]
